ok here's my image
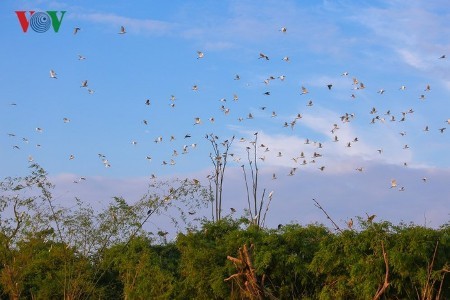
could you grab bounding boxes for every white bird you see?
[194,117,201,125]
[301,86,309,95]
[347,218,353,229]
[63,117,70,123]
[390,179,397,188]
[78,54,86,60]
[50,70,57,79]
[197,51,204,59]
[279,27,287,33]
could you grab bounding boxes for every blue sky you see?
[1,0,450,231]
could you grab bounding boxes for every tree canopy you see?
[0,165,448,299]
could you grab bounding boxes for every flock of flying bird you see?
[4,23,449,225]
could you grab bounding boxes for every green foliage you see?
[174,218,243,299]
[102,236,175,299]
[0,166,449,299]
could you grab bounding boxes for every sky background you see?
[1,0,450,234]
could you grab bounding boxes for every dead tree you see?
[373,241,389,300]
[225,244,265,300]
[206,134,234,222]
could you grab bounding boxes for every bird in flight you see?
[259,53,269,60]
[73,27,80,35]
[118,26,126,34]
[194,117,201,125]
[301,86,309,95]
[390,179,397,188]
[80,80,88,88]
[50,70,57,79]
[197,51,204,59]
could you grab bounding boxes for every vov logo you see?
[15,11,66,33]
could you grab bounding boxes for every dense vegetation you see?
[0,165,449,299]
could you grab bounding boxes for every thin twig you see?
[423,240,439,300]
[257,189,266,227]
[241,165,253,221]
[312,198,342,233]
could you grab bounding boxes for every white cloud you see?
[349,1,450,76]
[229,106,416,175]
[396,49,428,70]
